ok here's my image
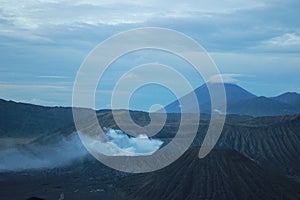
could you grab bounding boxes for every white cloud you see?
[0,28,53,42]
[37,75,68,79]
[1,0,299,107]
[21,98,59,106]
[208,73,246,83]
[250,33,300,53]
[0,83,70,91]
[0,0,265,31]
[266,33,300,46]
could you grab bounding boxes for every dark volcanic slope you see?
[117,148,300,200]
[187,114,300,176]
[217,114,300,176]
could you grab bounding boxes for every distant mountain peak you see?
[163,82,257,114]
[271,91,300,110]
[163,82,300,116]
[277,91,300,97]
[206,82,237,85]
[256,96,268,99]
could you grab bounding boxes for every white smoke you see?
[80,128,164,156]
[0,128,163,171]
[0,133,88,172]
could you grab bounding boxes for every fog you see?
[0,132,87,172]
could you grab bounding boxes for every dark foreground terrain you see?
[1,148,300,200]
[1,99,300,199]
[117,148,300,200]
[0,156,124,200]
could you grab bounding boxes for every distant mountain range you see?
[1,83,300,137]
[164,83,300,116]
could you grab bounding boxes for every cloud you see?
[1,0,300,109]
[0,83,70,91]
[0,28,53,43]
[249,33,300,53]
[0,0,298,53]
[37,75,69,79]
[0,0,149,31]
[208,73,246,83]
[21,98,59,106]
[0,82,73,107]
[0,0,265,29]
[265,33,300,46]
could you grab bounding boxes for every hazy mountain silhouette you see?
[163,83,300,116]
[271,92,300,108]
[227,96,298,116]
[164,83,256,113]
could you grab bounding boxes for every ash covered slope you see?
[217,114,300,176]
[117,148,300,200]
[188,114,300,176]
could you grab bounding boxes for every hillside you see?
[0,99,74,138]
[117,148,300,200]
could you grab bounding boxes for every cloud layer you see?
[0,0,299,109]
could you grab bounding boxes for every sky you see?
[0,0,300,111]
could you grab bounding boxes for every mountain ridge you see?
[163,83,300,116]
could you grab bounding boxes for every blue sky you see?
[0,0,300,111]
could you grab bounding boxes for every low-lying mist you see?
[0,132,87,172]
[0,128,163,172]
